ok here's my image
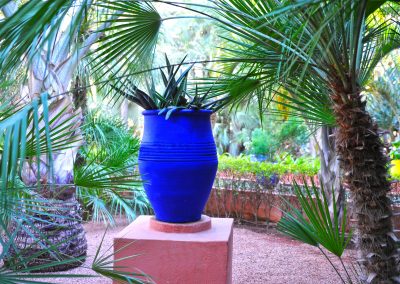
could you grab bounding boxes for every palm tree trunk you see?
[331,88,399,283]
[4,195,87,272]
[73,76,87,169]
[73,75,88,117]
[319,126,345,219]
[1,2,111,271]
[5,96,87,272]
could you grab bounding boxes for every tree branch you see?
[77,22,108,61]
[57,12,121,85]
[77,12,121,61]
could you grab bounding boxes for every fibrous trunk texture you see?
[319,126,345,219]
[331,87,399,283]
[4,196,87,272]
[5,96,87,272]
[73,76,88,117]
[72,76,87,168]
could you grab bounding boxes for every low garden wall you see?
[204,173,314,225]
[205,187,296,224]
[204,184,400,236]
[205,155,400,234]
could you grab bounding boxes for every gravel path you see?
[233,225,354,284]
[37,221,355,284]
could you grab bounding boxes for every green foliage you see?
[249,128,278,158]
[192,0,400,127]
[218,154,320,177]
[278,182,352,256]
[213,102,310,158]
[278,118,309,147]
[0,95,67,275]
[277,182,354,283]
[111,55,225,116]
[76,110,150,225]
[0,0,88,76]
[0,93,58,190]
[248,118,310,159]
[390,140,400,160]
[366,56,400,132]
[93,1,161,81]
[0,94,146,282]
[82,110,139,165]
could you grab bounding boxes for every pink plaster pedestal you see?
[113,215,233,284]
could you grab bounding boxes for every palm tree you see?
[3,1,399,282]
[187,0,400,282]
[0,93,148,282]
[0,0,162,270]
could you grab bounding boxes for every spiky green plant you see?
[76,110,150,226]
[111,55,226,117]
[278,181,355,283]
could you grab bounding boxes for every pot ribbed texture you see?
[139,110,218,223]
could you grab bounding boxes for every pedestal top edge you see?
[115,215,234,242]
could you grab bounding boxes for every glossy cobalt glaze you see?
[138,109,218,223]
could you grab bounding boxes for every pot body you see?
[138,109,218,223]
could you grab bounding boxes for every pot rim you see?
[142,109,213,116]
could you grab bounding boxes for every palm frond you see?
[360,2,400,85]
[74,161,141,190]
[74,157,146,225]
[91,1,161,85]
[0,94,89,280]
[76,110,148,225]
[185,0,337,123]
[0,0,89,76]
[24,98,82,158]
[91,228,152,284]
[277,181,352,258]
[186,0,400,126]
[0,93,55,190]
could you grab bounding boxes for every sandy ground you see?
[33,221,355,284]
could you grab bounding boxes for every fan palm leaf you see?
[0,0,89,76]
[278,181,353,283]
[92,1,161,82]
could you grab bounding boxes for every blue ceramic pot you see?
[138,109,218,223]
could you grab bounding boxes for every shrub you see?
[217,154,320,177]
[206,154,320,225]
[247,118,310,160]
[76,110,151,225]
[249,128,279,159]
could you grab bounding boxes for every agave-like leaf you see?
[106,55,223,112]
